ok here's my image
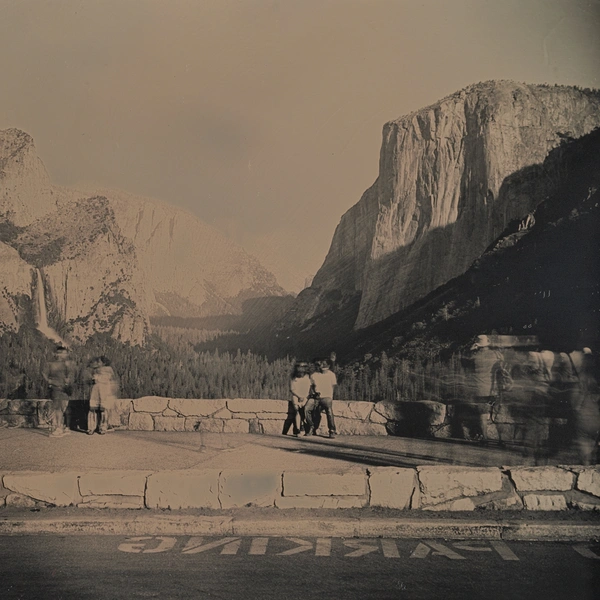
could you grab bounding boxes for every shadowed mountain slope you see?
[285,81,600,335]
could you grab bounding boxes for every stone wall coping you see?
[2,466,596,476]
[1,466,597,511]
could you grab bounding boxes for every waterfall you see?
[35,269,65,345]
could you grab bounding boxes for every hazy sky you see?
[1,0,599,291]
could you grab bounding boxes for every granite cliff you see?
[343,126,600,360]
[0,129,61,226]
[177,126,600,361]
[86,186,284,318]
[295,81,600,331]
[0,129,285,344]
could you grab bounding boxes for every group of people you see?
[41,338,599,464]
[283,356,338,438]
[43,345,118,438]
[461,335,600,464]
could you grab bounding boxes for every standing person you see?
[88,356,118,435]
[43,345,75,438]
[510,348,551,463]
[570,348,600,465]
[282,361,311,437]
[306,357,338,438]
[489,346,515,447]
[464,335,500,444]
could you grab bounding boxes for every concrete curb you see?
[1,514,599,541]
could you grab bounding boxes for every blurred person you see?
[87,356,118,435]
[569,348,600,465]
[488,345,517,447]
[282,361,311,437]
[305,357,338,438]
[545,350,581,451]
[43,345,75,438]
[461,335,501,444]
[510,348,551,464]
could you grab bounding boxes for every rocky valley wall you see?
[0,129,286,343]
[0,242,33,332]
[98,187,285,318]
[304,82,600,330]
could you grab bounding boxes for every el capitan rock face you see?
[304,81,600,330]
[0,129,285,344]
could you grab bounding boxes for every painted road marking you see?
[118,536,177,554]
[380,539,400,558]
[277,538,314,555]
[315,538,332,556]
[453,542,493,553]
[343,541,379,557]
[411,542,466,560]
[573,544,600,559]
[117,537,525,559]
[249,537,269,555]
[182,537,240,554]
[489,541,519,561]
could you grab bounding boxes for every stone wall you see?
[0,397,392,435]
[1,466,598,511]
[0,397,571,444]
[124,397,391,435]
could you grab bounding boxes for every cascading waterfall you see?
[35,269,65,345]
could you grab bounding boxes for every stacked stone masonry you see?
[0,397,571,444]
[1,466,598,512]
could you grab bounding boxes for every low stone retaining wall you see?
[0,396,576,444]
[1,466,599,512]
[0,397,391,435]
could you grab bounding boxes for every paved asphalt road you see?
[1,535,599,600]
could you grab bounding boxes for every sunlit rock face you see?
[0,129,285,344]
[0,242,33,332]
[6,196,151,344]
[91,187,285,318]
[308,81,600,329]
[0,129,57,226]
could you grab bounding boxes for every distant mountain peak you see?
[0,129,288,344]
[0,128,35,158]
[0,128,56,226]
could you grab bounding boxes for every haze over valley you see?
[0,0,598,404]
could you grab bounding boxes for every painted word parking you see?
[118,537,521,560]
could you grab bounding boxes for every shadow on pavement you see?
[277,436,507,468]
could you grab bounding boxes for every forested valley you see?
[0,325,465,404]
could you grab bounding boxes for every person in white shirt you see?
[305,358,338,438]
[87,355,118,435]
[283,361,311,436]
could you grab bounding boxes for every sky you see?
[1,0,599,291]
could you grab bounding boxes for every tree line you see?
[0,326,467,403]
